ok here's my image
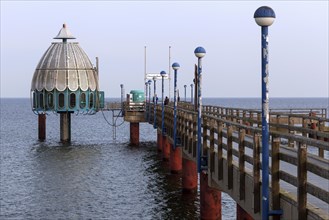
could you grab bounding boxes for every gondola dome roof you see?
[31,24,98,92]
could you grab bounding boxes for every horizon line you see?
[1,96,328,99]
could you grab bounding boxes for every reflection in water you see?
[143,156,200,219]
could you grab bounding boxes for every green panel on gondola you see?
[130,90,144,103]
[99,91,105,108]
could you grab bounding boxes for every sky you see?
[1,1,328,98]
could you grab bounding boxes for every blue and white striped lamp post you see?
[153,76,157,128]
[254,6,278,220]
[160,71,167,134]
[148,80,152,122]
[172,62,180,149]
[194,46,206,173]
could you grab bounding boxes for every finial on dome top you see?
[54,23,76,42]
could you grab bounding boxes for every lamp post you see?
[120,84,124,116]
[148,80,152,122]
[194,46,206,173]
[190,84,193,103]
[160,71,167,134]
[184,85,187,102]
[172,62,180,148]
[254,6,276,220]
[145,82,148,119]
[153,76,157,128]
[145,82,148,102]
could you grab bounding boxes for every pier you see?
[27,5,328,220]
[120,101,329,219]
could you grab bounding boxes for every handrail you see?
[150,102,329,219]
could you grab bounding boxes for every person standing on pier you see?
[164,96,169,105]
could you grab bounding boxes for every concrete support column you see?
[60,112,71,143]
[236,204,253,220]
[38,114,46,141]
[162,135,170,161]
[157,131,162,152]
[182,157,197,192]
[200,171,221,220]
[170,144,181,173]
[130,122,139,146]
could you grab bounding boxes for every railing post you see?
[318,121,324,158]
[288,116,295,147]
[253,133,261,213]
[193,114,197,158]
[183,112,188,147]
[209,118,215,178]
[239,128,246,201]
[271,135,281,220]
[250,112,254,128]
[188,114,193,154]
[227,125,233,189]
[297,142,307,220]
[302,117,307,137]
[276,115,281,132]
[242,111,246,126]
[217,122,223,181]
[202,116,208,170]
[257,112,261,128]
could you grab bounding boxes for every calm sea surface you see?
[0,98,328,219]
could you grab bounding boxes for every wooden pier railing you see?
[146,102,329,220]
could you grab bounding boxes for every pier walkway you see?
[122,101,328,219]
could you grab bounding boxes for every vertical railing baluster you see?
[302,117,307,138]
[193,114,197,158]
[227,125,233,189]
[188,114,193,154]
[257,112,261,128]
[253,133,261,213]
[239,128,246,200]
[297,142,307,220]
[203,116,208,155]
[318,121,324,158]
[217,122,223,181]
[288,115,294,147]
[209,119,215,177]
[271,135,281,220]
[184,112,188,149]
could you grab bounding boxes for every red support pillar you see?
[200,171,221,220]
[157,131,162,152]
[236,204,253,220]
[38,114,46,141]
[162,136,170,161]
[130,122,139,146]
[169,144,181,173]
[182,158,197,192]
